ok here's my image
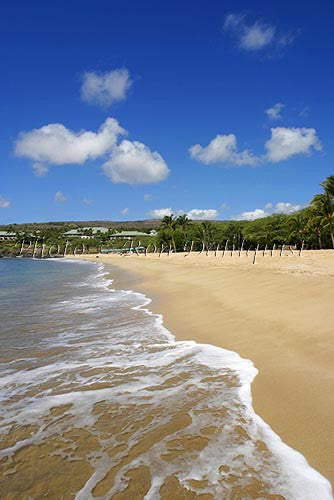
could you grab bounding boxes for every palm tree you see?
[305,214,325,249]
[289,213,306,246]
[177,214,190,233]
[311,193,334,248]
[161,215,178,252]
[177,214,190,247]
[197,221,215,253]
[320,175,334,198]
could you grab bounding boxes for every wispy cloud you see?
[121,207,129,214]
[265,103,284,120]
[81,68,132,108]
[83,198,92,205]
[0,196,10,208]
[223,13,297,53]
[54,191,67,203]
[32,162,48,176]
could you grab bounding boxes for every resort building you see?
[0,230,16,240]
[110,230,156,240]
[63,227,109,239]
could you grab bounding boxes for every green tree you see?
[320,175,334,197]
[161,215,178,252]
[288,213,306,246]
[311,193,334,248]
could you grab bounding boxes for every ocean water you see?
[0,258,332,500]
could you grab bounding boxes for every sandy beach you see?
[69,250,334,487]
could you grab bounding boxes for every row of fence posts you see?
[16,238,305,264]
[143,239,305,264]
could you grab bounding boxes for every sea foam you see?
[0,258,332,499]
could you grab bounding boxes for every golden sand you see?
[70,250,334,486]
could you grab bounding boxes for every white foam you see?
[0,258,332,499]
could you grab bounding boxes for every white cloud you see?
[235,201,302,220]
[103,140,170,184]
[144,193,152,201]
[32,162,48,176]
[224,14,275,50]
[54,191,67,203]
[265,127,322,162]
[148,208,173,219]
[16,118,169,185]
[83,198,92,205]
[0,196,10,208]
[265,103,284,120]
[189,133,257,166]
[187,209,218,220]
[81,68,132,108]
[275,202,302,214]
[223,13,296,52]
[16,118,125,170]
[121,207,129,214]
[235,208,270,221]
[148,207,218,220]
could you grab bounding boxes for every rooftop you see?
[0,231,16,236]
[64,226,109,235]
[111,230,153,237]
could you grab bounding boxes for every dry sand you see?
[68,250,334,486]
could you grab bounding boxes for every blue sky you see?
[1,0,333,224]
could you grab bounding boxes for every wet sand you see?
[70,250,334,487]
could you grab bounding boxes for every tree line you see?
[1,175,333,257]
[154,175,334,252]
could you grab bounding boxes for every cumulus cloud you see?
[81,68,132,108]
[265,103,284,120]
[275,202,302,214]
[16,118,169,185]
[187,209,218,220]
[15,118,125,169]
[54,191,67,203]
[224,13,296,52]
[148,208,218,220]
[121,207,129,214]
[0,196,10,208]
[265,127,322,162]
[148,208,173,219]
[190,126,322,168]
[235,201,302,220]
[235,208,270,221]
[189,134,257,166]
[102,140,170,184]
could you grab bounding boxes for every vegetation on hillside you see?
[153,176,334,252]
[1,176,333,257]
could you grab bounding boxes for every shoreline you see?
[67,251,334,487]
